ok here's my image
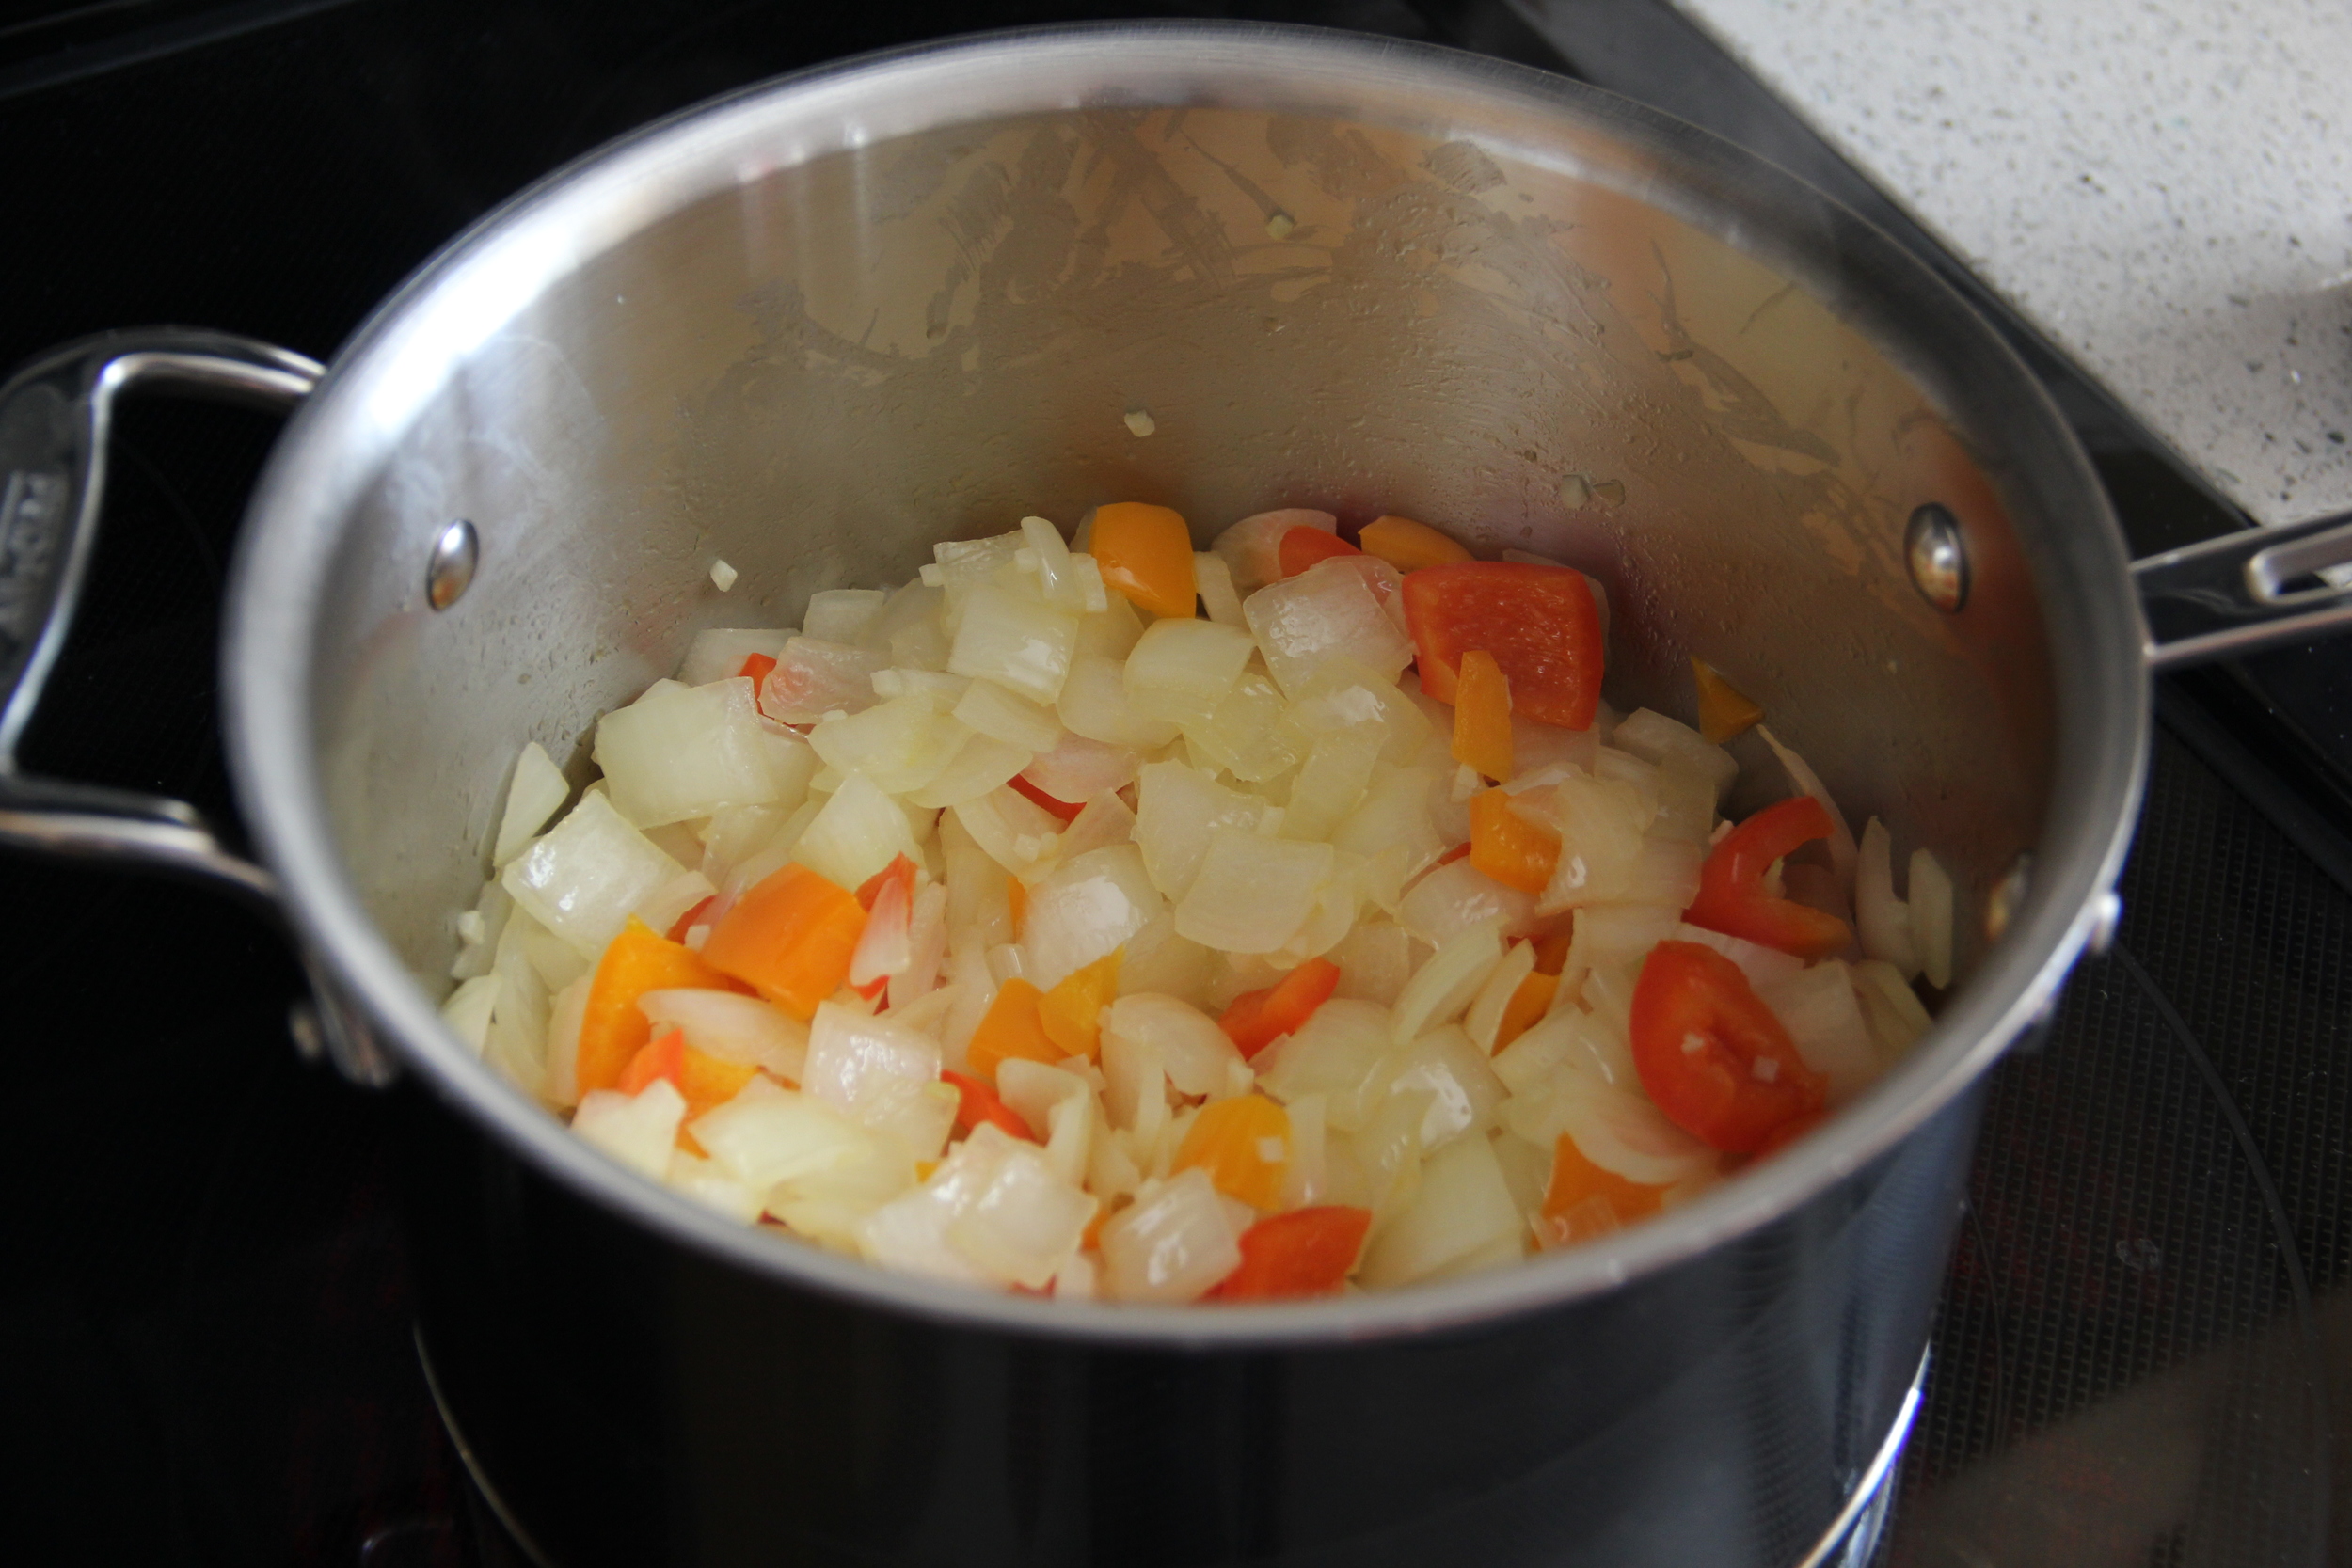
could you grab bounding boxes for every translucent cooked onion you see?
[501,791,686,959]
[691,1076,882,1192]
[1255,999,1392,1121]
[1853,958,1933,1056]
[1135,762,1268,900]
[1756,958,1877,1104]
[1174,829,1330,954]
[1534,772,1655,913]
[1242,557,1415,696]
[1463,939,1538,1053]
[1908,848,1954,989]
[1023,845,1162,990]
[1331,764,1447,882]
[679,628,793,688]
[1400,860,1534,948]
[953,677,1063,753]
[1212,507,1335,598]
[494,742,570,866]
[946,582,1080,704]
[1025,731,1141,806]
[1390,918,1505,1045]
[439,973,501,1055]
[1101,1168,1242,1302]
[762,637,889,725]
[1514,1073,1718,1186]
[1124,617,1255,729]
[640,988,810,1081]
[1612,708,1738,800]
[905,732,1031,811]
[859,581,952,673]
[1356,1134,1521,1289]
[1053,790,1137,864]
[1670,922,1805,990]
[572,1082,688,1179]
[950,784,1065,880]
[1856,816,1921,978]
[1186,672,1306,782]
[1104,992,1241,1097]
[1758,724,1857,888]
[1058,655,1181,749]
[803,589,886,644]
[949,1138,1099,1289]
[804,1002,955,1159]
[994,1058,1096,1186]
[1281,723,1385,842]
[1330,921,1420,1007]
[1195,550,1245,626]
[596,677,816,829]
[1376,1025,1507,1151]
[808,691,970,798]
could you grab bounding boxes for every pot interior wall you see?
[310,96,2052,1023]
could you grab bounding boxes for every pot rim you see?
[223,20,2148,1346]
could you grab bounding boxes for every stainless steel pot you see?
[7,23,2350,1568]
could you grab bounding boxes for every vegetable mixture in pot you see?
[441,506,1952,1301]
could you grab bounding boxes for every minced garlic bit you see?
[709,558,739,591]
[1123,409,1156,437]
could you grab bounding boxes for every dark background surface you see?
[4,2,2347,1563]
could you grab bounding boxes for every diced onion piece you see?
[1188,672,1306,782]
[1670,922,1806,990]
[1243,557,1415,696]
[948,1138,1099,1289]
[1621,837,1704,910]
[1104,992,1240,1097]
[1176,830,1331,954]
[634,869,717,940]
[1492,1006,1633,1096]
[1378,1025,1506,1150]
[1356,1134,1521,1288]
[1124,617,1255,728]
[1101,1168,1244,1302]
[1291,659,1435,764]
[856,1124,1015,1285]
[1058,655,1181,748]
[1330,922,1420,1007]
[664,1150,764,1224]
[904,732,1031,810]
[493,742,570,866]
[950,784,1065,880]
[1282,723,1385,842]
[1565,901,1682,977]
[994,1057,1097,1186]
[1757,724,1858,888]
[1611,708,1738,801]
[1534,772,1655,913]
[639,988,809,1082]
[1024,730,1142,806]
[1542,1072,1719,1185]
[1255,999,1391,1128]
[682,630,789,688]
[804,1001,954,1158]
[1212,508,1335,598]
[690,1076,874,1192]
[1756,958,1877,1104]
[1909,848,1955,989]
[1511,714,1601,781]
[1020,515,1093,612]
[440,973,501,1054]
[1195,551,1245,626]
[954,677,1063,752]
[1464,940,1538,1053]
[501,792,686,959]
[1073,594,1146,660]
[1400,860,1534,949]
[860,581,952,672]
[1023,845,1161,990]
[595,677,813,828]
[1055,789,1138,863]
[1134,762,1267,900]
[1331,764,1447,882]
[793,771,921,893]
[543,974,591,1107]
[1853,958,1934,1057]
[803,589,887,644]
[572,1081,688,1180]
[762,637,889,725]
[1391,918,1505,1045]
[947,582,1079,704]
[1856,817,1921,978]
[807,691,968,797]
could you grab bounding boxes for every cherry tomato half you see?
[1629,941,1825,1153]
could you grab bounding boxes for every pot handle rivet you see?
[1905,503,1968,612]
[427,519,479,610]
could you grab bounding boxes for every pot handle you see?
[0,328,321,904]
[2133,509,2352,668]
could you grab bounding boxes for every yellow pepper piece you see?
[1038,948,1122,1060]
[1358,514,1471,572]
[1091,502,1198,619]
[964,978,1061,1082]
[1451,648,1514,782]
[1174,1093,1291,1211]
[1692,657,1764,745]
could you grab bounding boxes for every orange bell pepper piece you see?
[1217,956,1341,1060]
[615,1026,760,1121]
[1451,648,1513,781]
[1090,502,1197,619]
[700,863,867,1021]
[1173,1093,1291,1210]
[1277,525,1361,578]
[942,1069,1039,1142]
[1210,1205,1373,1300]
[737,652,778,685]
[1539,1134,1669,1247]
[1692,657,1764,745]
[615,1027,686,1097]
[964,977,1062,1081]
[577,918,744,1099]
[1357,515,1470,572]
[1468,788,1559,896]
[664,895,717,944]
[1493,969,1559,1053]
[1038,949,1121,1060]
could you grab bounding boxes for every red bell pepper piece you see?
[1278,526,1362,578]
[1218,957,1343,1059]
[1210,1206,1372,1300]
[738,652,778,684]
[941,1069,1037,1142]
[1400,560,1603,730]
[1629,941,1824,1153]
[1009,772,1085,823]
[1681,796,1853,959]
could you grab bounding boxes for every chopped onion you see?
[1280,723,1385,842]
[1853,958,1933,1056]
[1073,593,1146,660]
[803,589,886,644]
[1211,507,1336,598]
[1104,993,1239,1097]
[542,974,591,1107]
[859,581,953,672]
[1400,860,1534,949]
[1509,715,1600,781]
[1670,922,1805,990]
[1356,1133,1521,1289]
[762,637,889,725]
[501,791,686,958]
[663,1150,764,1225]
[1058,654,1182,748]
[692,1076,880,1192]
[905,731,1031,811]
[1534,772,1656,913]
[1101,1168,1243,1302]
[1292,659,1434,764]
[1856,817,1921,978]
[1186,671,1307,782]
[1612,708,1738,800]
[948,1138,1099,1289]
[949,784,1064,880]
[793,770,921,893]
[1099,1007,1170,1142]
[1025,730,1141,806]
[946,582,1080,704]
[1175,829,1331,954]
[1023,844,1162,990]
[1757,724,1857,889]
[1242,557,1415,695]
[1515,1072,1717,1185]
[1019,515,1097,613]
[1909,848,1954,989]
[596,677,813,828]
[439,973,501,1055]
[953,676,1063,753]
[1125,616,1254,731]
[1390,917,1505,1045]
[891,881,950,1007]
[995,1057,1096,1186]
[849,865,915,989]
[1195,550,1245,626]
[633,868,717,941]
[1756,959,1876,1103]
[1565,902,1681,977]
[1053,789,1137,864]
[1330,764,1447,882]
[572,1081,688,1180]
[1463,939,1538,1053]
[1330,921,1421,1007]
[679,628,793,688]
[807,690,968,798]
[493,741,570,865]
[855,1127,1007,1285]
[1377,1025,1506,1150]
[1134,762,1267,900]
[641,987,809,1081]
[1620,837,1704,910]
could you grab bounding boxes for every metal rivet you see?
[1985,853,2032,942]
[1905,503,1968,612]
[426,519,478,610]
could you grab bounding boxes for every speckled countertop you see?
[1670,0,2352,528]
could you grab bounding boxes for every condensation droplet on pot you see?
[1124,409,1156,437]
[1985,853,2032,942]
[1905,503,1969,611]
[425,519,478,610]
[710,558,739,592]
[1264,211,1295,240]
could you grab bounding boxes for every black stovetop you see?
[6,4,2346,1565]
